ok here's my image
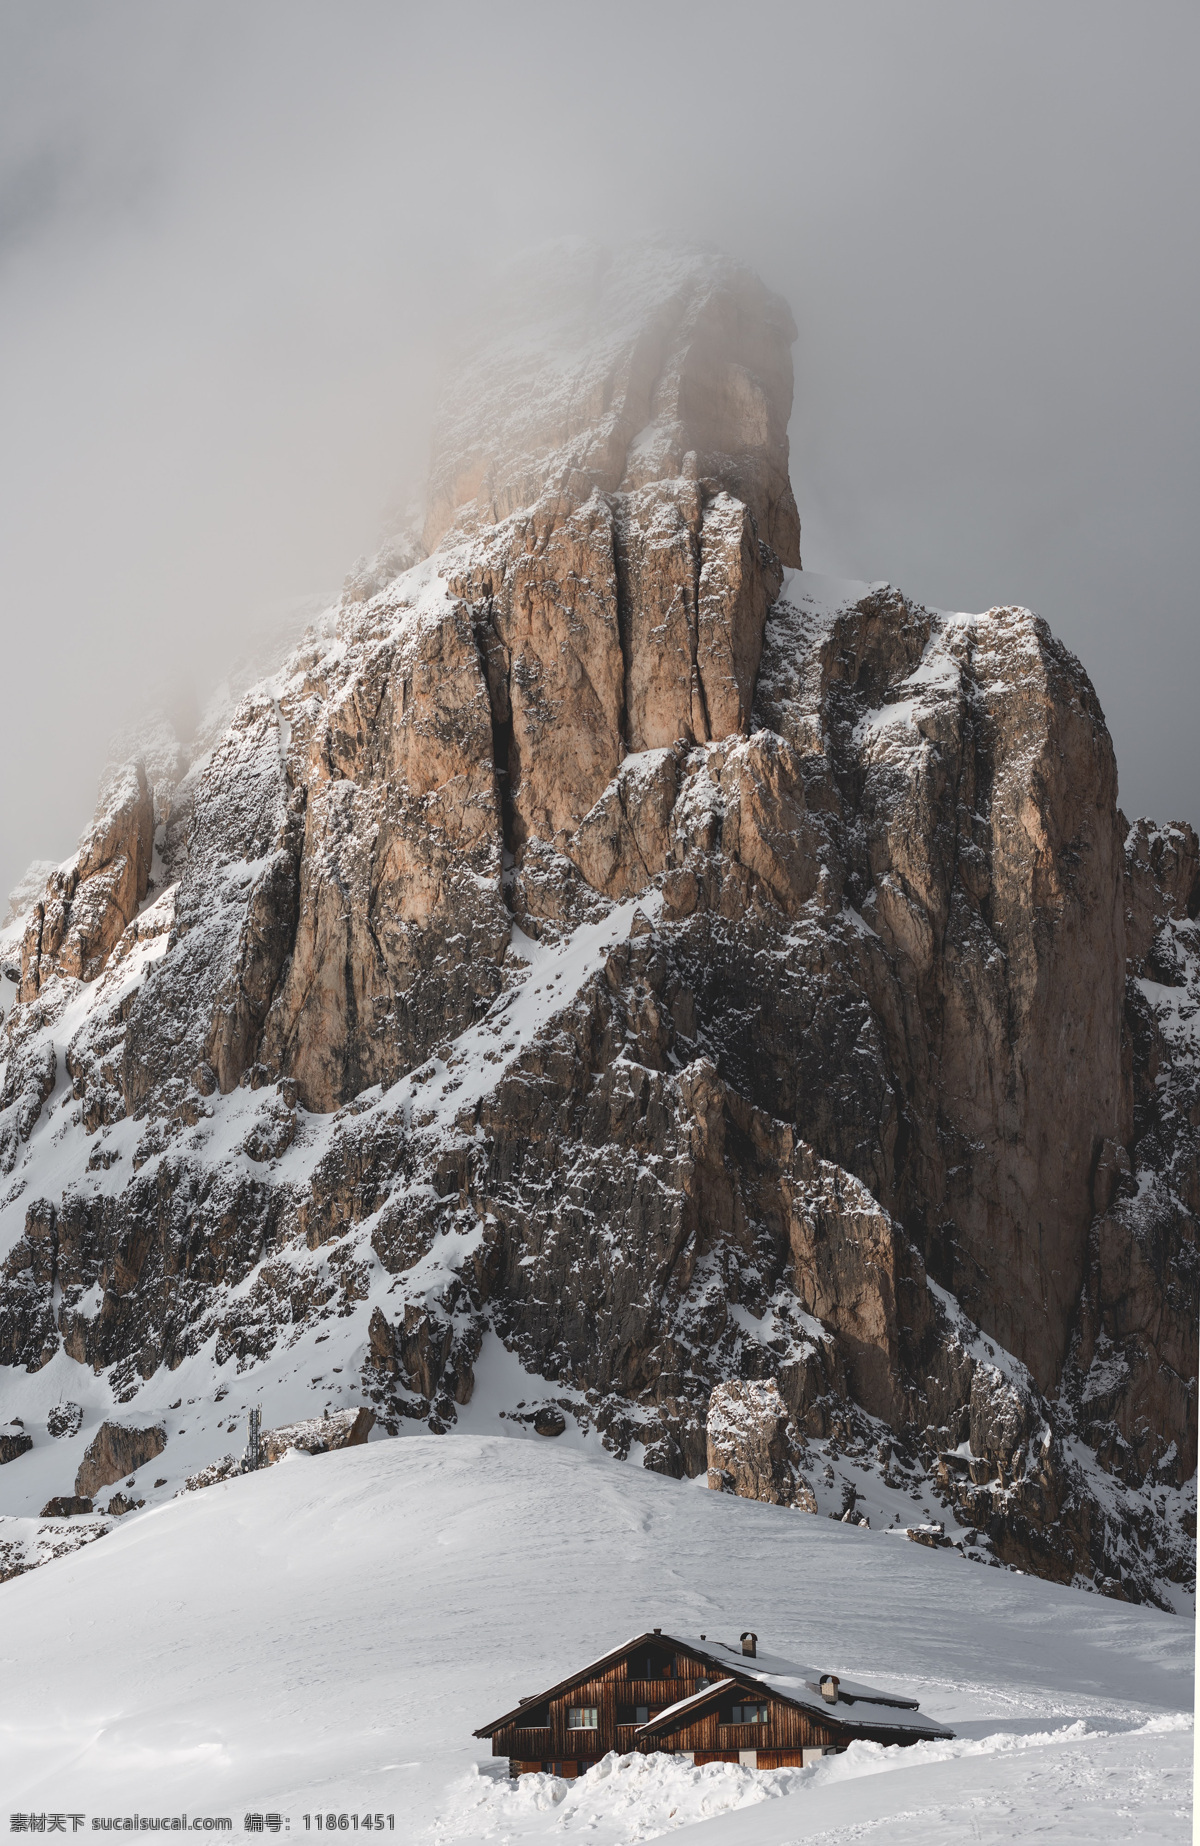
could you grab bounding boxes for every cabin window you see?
[617,1705,650,1725]
[638,1648,673,1679]
[729,1702,768,1725]
[567,1707,599,1730]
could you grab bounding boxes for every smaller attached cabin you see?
[474,1629,952,1777]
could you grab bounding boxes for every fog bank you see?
[1,1,1196,901]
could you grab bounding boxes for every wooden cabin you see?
[474,1628,952,1777]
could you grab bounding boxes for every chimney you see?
[653,1627,662,1635]
[820,1674,839,1704]
[740,1631,757,1658]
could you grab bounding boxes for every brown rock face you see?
[451,497,625,851]
[19,763,154,1000]
[706,1379,816,1511]
[1,762,158,1174]
[1123,818,1200,966]
[75,1421,166,1498]
[256,598,510,1112]
[447,468,781,867]
[969,1365,1039,1475]
[104,1492,145,1516]
[102,249,796,1125]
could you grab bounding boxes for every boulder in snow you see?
[706,1379,817,1512]
[75,1421,166,1498]
[0,1423,32,1466]
[47,1402,83,1440]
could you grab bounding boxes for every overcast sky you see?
[1,1,1196,904]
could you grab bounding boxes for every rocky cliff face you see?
[0,242,1194,1607]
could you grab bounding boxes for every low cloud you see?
[1,1,1196,900]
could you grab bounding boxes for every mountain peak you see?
[423,239,801,567]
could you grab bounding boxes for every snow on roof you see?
[638,1680,950,1742]
[670,1635,917,1708]
[641,1636,952,1740]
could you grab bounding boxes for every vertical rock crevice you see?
[610,500,635,759]
[470,595,519,870]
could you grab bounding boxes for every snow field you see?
[0,1433,1191,1843]
[438,1721,1194,1844]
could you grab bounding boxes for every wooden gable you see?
[637,1676,843,1757]
[475,1632,730,1766]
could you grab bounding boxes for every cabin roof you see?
[635,1673,951,1742]
[472,1630,949,1739]
[677,1635,921,1709]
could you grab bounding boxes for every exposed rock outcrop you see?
[706,1379,817,1511]
[46,1402,83,1439]
[18,764,154,1001]
[423,243,800,568]
[0,1423,31,1465]
[104,1491,144,1516]
[75,1421,166,1498]
[180,1455,242,1494]
[1060,818,1199,1492]
[260,1406,374,1464]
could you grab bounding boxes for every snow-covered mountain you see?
[0,242,1195,1627]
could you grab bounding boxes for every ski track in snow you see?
[0,1436,1191,1842]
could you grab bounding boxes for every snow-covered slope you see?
[0,1435,1191,1843]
